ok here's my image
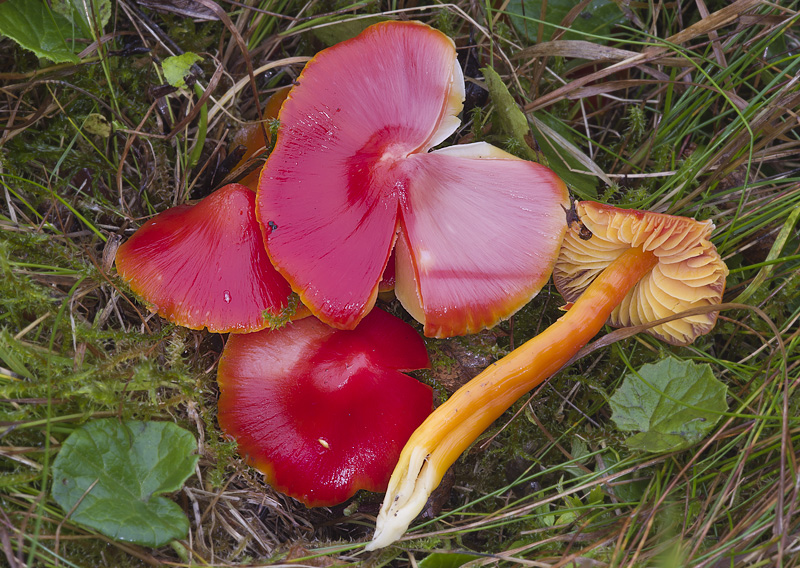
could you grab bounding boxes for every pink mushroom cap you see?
[258,21,569,338]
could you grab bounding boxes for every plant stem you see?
[369,245,659,549]
[187,83,208,170]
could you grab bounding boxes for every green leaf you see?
[52,0,111,37]
[419,552,481,568]
[482,66,537,161]
[51,419,199,547]
[312,15,387,47]
[598,451,647,503]
[562,437,589,477]
[609,358,728,453]
[162,52,203,89]
[482,67,531,145]
[587,484,604,505]
[554,509,577,526]
[507,0,625,43]
[533,503,555,527]
[83,113,112,138]
[0,0,80,63]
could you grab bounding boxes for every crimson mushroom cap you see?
[217,308,432,507]
[554,201,729,345]
[258,21,569,338]
[116,183,300,333]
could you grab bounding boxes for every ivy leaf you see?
[0,0,80,63]
[51,419,199,547]
[610,358,728,453]
[162,52,202,89]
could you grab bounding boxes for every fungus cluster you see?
[115,19,727,531]
[115,20,570,506]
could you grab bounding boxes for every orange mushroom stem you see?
[368,201,728,549]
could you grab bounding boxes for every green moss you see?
[263,292,301,328]
[624,105,647,145]
[432,9,455,37]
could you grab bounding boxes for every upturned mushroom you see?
[258,20,569,337]
[115,183,301,333]
[553,201,726,344]
[368,201,729,549]
[217,308,433,507]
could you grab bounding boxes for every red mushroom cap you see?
[217,308,432,507]
[258,21,569,337]
[116,183,300,333]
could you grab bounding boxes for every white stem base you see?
[366,446,439,550]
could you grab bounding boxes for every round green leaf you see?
[609,357,728,453]
[52,419,199,547]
